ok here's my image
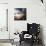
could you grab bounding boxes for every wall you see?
[0,0,8,3]
[9,0,46,46]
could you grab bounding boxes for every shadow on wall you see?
[40,25,45,46]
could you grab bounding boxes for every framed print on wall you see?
[14,8,26,20]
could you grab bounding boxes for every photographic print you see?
[14,8,26,20]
